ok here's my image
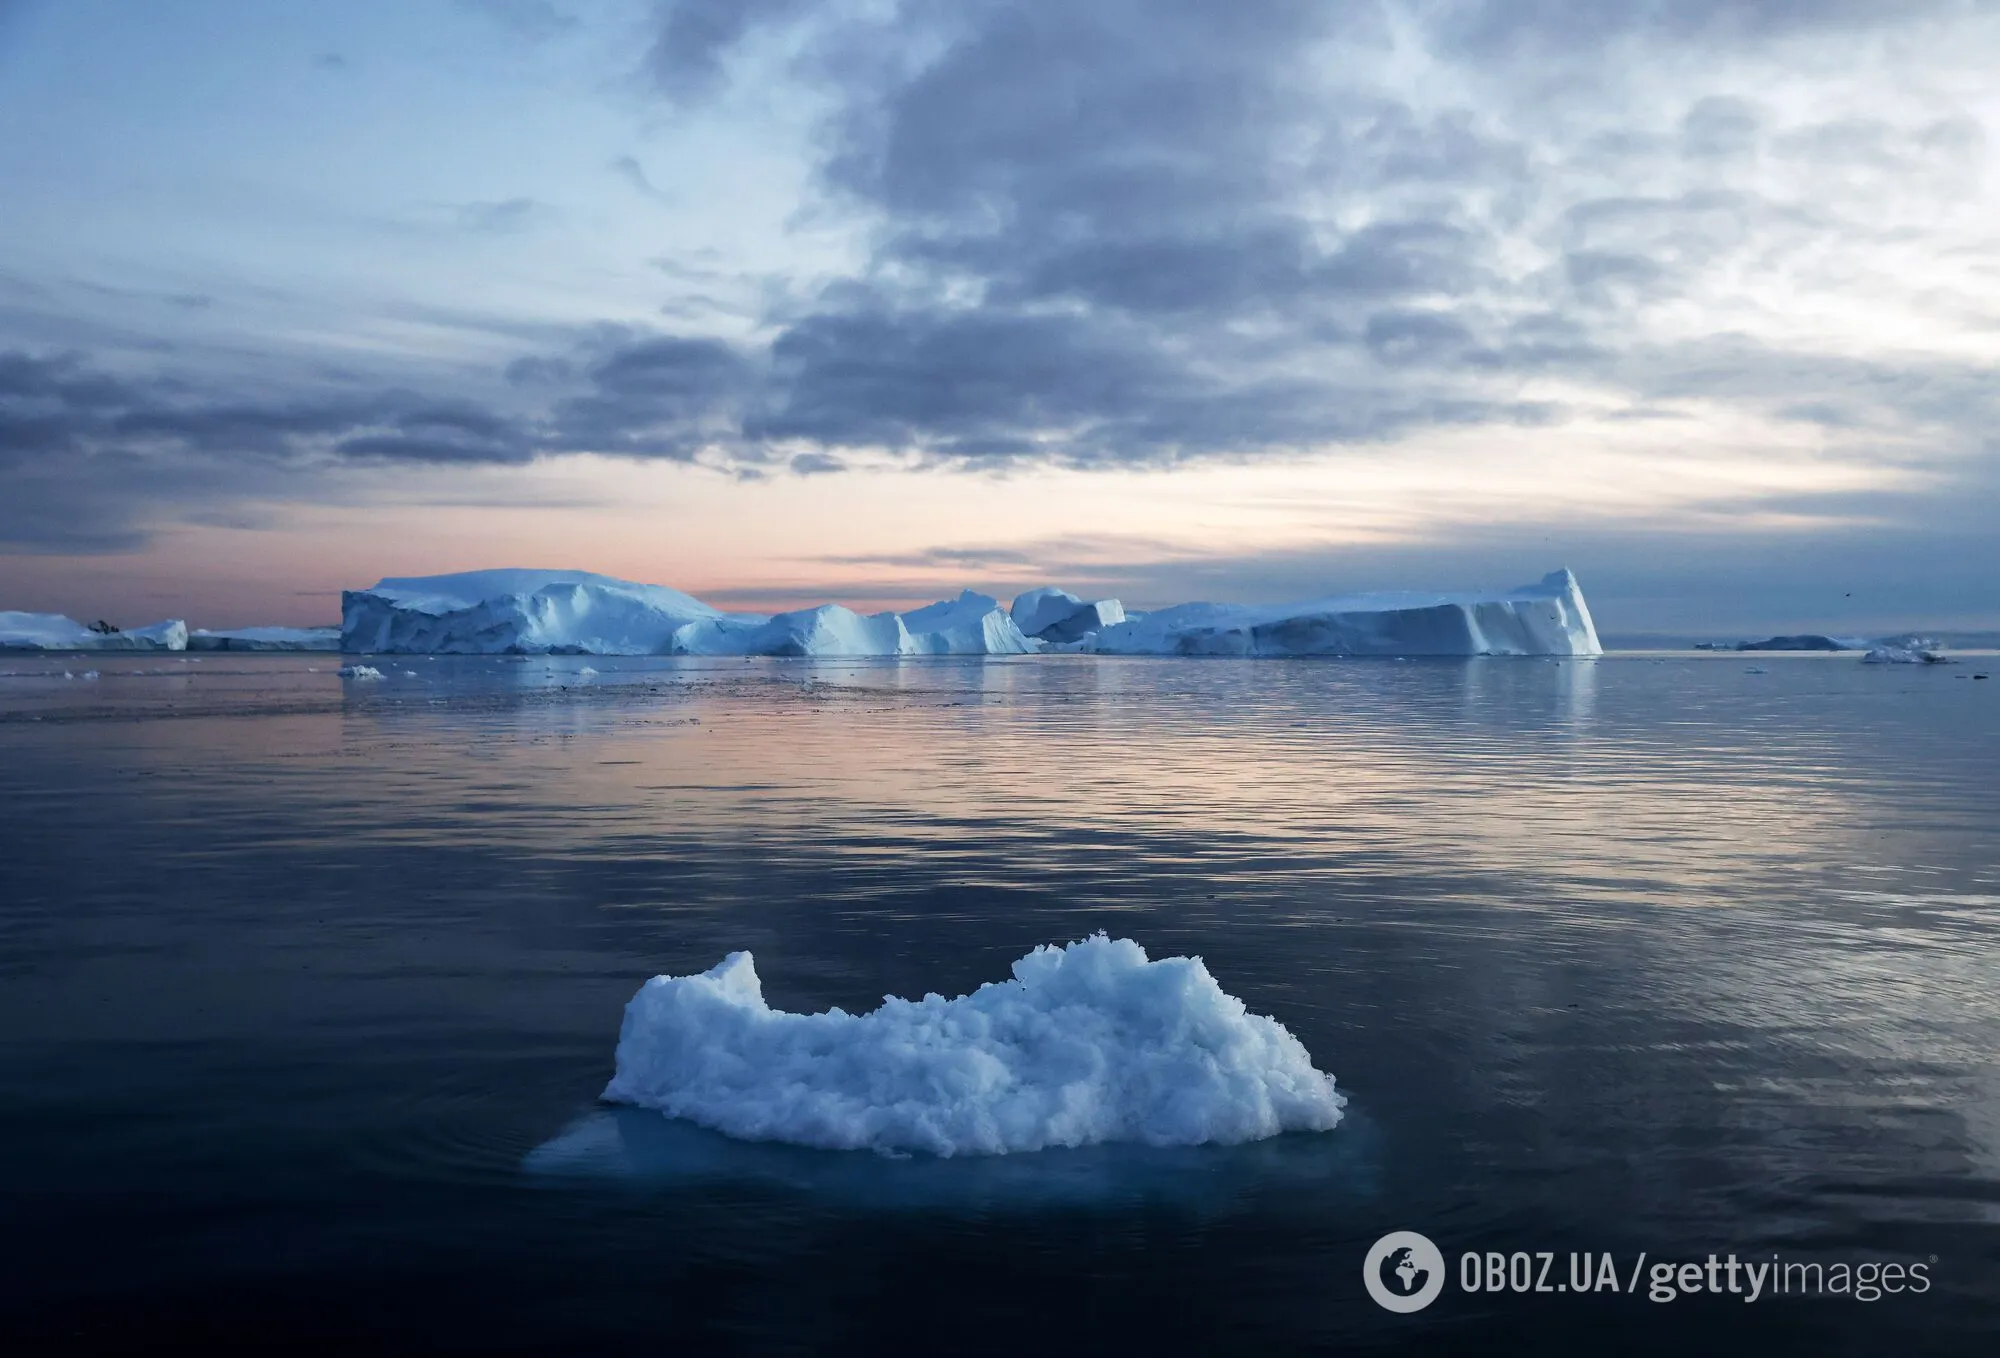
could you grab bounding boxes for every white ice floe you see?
[0,611,188,651]
[1089,569,1601,657]
[336,663,385,680]
[601,933,1345,1157]
[187,625,341,651]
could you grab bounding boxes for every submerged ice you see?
[602,934,1345,1157]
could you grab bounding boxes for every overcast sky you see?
[2,0,1997,634]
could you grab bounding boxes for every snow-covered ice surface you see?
[1091,569,1601,657]
[601,933,1344,1157]
[188,625,341,651]
[0,612,188,651]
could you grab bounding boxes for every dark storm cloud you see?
[607,0,1627,464]
[0,350,548,548]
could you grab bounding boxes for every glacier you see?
[0,611,188,651]
[1089,569,1601,657]
[601,933,1344,1157]
[334,566,1601,657]
[188,625,341,652]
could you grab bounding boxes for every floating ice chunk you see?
[602,933,1345,1157]
[1863,636,1946,664]
[0,612,188,651]
[336,664,385,680]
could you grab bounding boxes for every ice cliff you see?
[602,933,1345,1157]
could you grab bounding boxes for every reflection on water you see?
[0,651,1995,1353]
[527,1107,1383,1217]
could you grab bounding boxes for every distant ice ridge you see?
[1089,569,1601,657]
[0,612,187,651]
[602,933,1345,1157]
[188,625,341,652]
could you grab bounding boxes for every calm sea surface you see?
[1,652,1995,1354]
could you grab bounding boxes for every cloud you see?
[458,0,578,41]
[0,350,542,549]
[611,154,675,204]
[455,197,556,234]
[8,0,2000,594]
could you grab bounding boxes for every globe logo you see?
[1363,1231,1446,1313]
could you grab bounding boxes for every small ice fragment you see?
[603,933,1344,1157]
[337,664,385,680]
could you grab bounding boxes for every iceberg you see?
[601,933,1345,1158]
[1863,637,1946,664]
[187,625,341,652]
[341,569,728,655]
[335,566,1599,658]
[1088,569,1601,657]
[899,590,1038,655]
[1010,587,1128,643]
[340,571,1036,657]
[1733,634,1865,652]
[0,611,187,651]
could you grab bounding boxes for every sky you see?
[1,0,1997,636]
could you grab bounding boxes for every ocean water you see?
[0,651,1995,1354]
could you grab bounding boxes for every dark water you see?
[1,651,1995,1354]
